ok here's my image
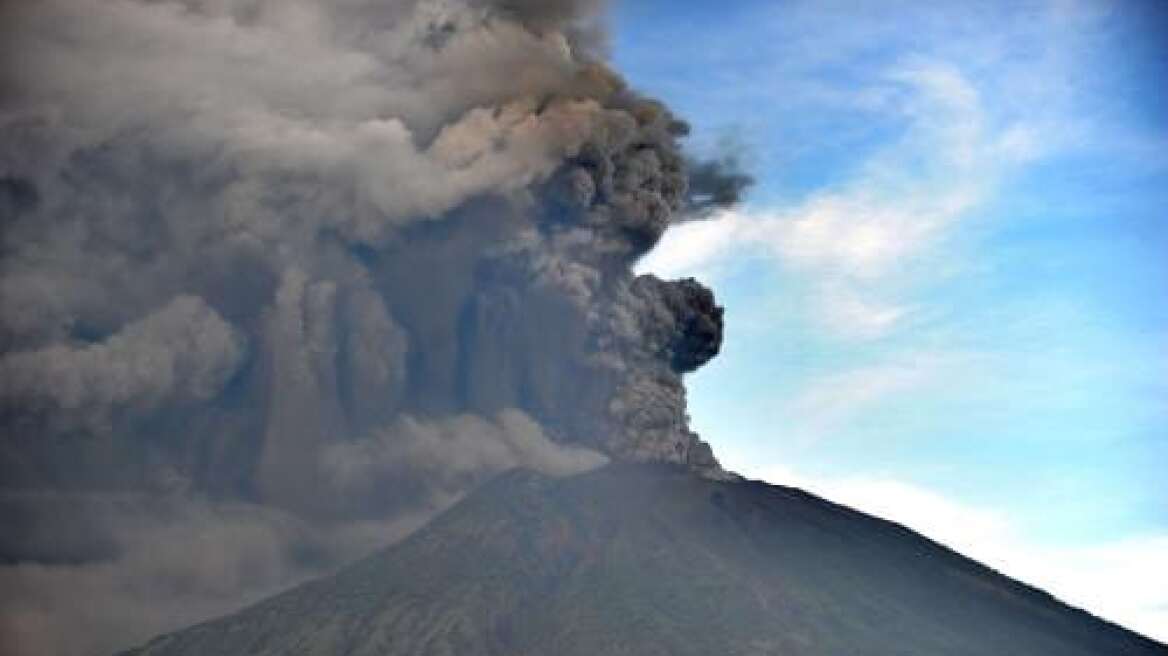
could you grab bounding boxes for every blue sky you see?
[614,0,1167,639]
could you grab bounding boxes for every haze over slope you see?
[120,465,1168,656]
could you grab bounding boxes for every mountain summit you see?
[119,465,1165,656]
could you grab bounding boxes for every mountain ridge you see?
[118,464,1168,656]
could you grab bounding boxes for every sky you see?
[616,0,1168,641]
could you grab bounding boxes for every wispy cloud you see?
[783,351,981,438]
[641,57,1031,340]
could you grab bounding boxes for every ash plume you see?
[0,1,748,654]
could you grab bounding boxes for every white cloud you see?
[640,58,1035,340]
[813,281,910,340]
[636,210,753,281]
[768,350,990,446]
[742,462,1168,643]
[787,354,951,430]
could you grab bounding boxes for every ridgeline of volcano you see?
[120,464,1167,656]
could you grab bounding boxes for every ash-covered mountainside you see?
[121,465,1167,656]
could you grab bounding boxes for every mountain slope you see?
[120,465,1167,656]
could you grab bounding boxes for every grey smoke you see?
[0,296,245,432]
[686,155,756,215]
[0,1,749,654]
[321,410,609,518]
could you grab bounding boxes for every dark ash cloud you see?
[0,1,749,654]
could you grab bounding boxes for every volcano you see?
[119,464,1166,656]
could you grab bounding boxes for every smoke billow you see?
[0,1,747,654]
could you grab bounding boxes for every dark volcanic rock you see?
[120,465,1167,656]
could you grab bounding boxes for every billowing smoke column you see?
[0,1,747,654]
